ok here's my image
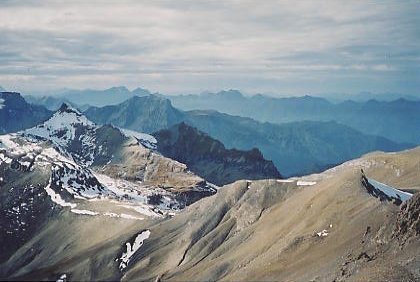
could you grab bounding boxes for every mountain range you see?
[21,87,420,144]
[24,86,152,110]
[0,89,419,281]
[168,90,420,144]
[84,95,412,176]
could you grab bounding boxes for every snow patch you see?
[317,229,329,237]
[70,209,98,216]
[0,98,4,109]
[121,128,157,150]
[118,230,151,271]
[56,273,67,282]
[276,179,295,183]
[44,181,77,209]
[297,181,317,186]
[367,178,412,202]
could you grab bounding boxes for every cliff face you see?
[153,122,282,185]
[393,193,420,245]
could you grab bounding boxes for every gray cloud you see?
[0,0,418,96]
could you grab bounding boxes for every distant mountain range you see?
[3,90,414,176]
[84,95,411,176]
[24,86,152,110]
[21,87,420,144]
[168,90,420,144]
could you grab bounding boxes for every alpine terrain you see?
[1,136,419,280]
[1,1,419,281]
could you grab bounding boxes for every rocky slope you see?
[153,122,281,185]
[0,92,52,134]
[0,104,222,276]
[1,146,419,281]
[0,104,218,259]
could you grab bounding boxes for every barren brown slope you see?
[122,148,420,281]
[2,147,419,281]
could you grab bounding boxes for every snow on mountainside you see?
[0,134,156,216]
[0,103,219,271]
[22,103,159,166]
[120,128,157,150]
[1,103,217,219]
[24,103,94,148]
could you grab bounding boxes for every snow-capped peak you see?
[23,103,96,148]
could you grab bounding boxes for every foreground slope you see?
[121,147,420,281]
[1,147,419,281]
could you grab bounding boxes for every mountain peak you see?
[107,86,129,93]
[132,87,151,96]
[57,102,81,114]
[24,102,96,148]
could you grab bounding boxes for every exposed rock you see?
[393,193,420,244]
[153,122,281,185]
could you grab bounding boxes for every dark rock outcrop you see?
[153,122,282,185]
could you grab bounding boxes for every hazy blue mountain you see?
[0,86,5,92]
[183,110,410,176]
[0,92,52,134]
[26,86,153,109]
[85,95,411,176]
[168,90,420,144]
[23,95,88,111]
[85,95,185,133]
[323,92,420,102]
[62,86,135,107]
[153,122,282,185]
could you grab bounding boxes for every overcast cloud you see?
[0,0,419,96]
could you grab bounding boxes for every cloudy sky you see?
[0,0,419,96]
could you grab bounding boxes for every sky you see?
[0,0,419,96]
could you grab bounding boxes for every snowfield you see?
[367,178,412,202]
[297,181,317,186]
